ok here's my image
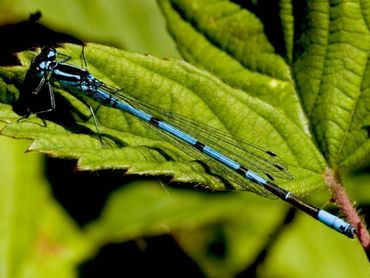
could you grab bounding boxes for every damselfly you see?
[16,46,356,238]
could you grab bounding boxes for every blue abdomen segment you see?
[95,89,153,122]
[245,170,267,185]
[158,122,198,145]
[318,210,355,238]
[203,146,240,170]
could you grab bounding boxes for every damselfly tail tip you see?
[346,225,357,239]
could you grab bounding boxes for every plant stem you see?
[325,168,369,251]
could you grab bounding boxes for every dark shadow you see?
[292,0,310,62]
[196,160,236,191]
[14,90,111,141]
[44,157,129,226]
[44,156,228,226]
[205,224,228,259]
[78,234,205,278]
[0,11,83,66]
[231,0,286,59]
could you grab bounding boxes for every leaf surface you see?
[0,43,325,195]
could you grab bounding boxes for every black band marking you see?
[111,99,117,108]
[194,141,205,151]
[149,117,160,126]
[237,165,248,175]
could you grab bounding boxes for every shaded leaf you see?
[84,181,286,268]
[85,181,283,240]
[0,137,92,278]
[84,181,369,278]
[260,213,370,278]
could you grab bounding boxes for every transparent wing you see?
[98,83,293,182]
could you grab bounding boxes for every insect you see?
[17,46,356,238]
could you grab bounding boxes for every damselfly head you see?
[29,47,58,77]
[40,47,57,61]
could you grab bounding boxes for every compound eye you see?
[41,47,57,61]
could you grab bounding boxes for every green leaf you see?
[260,213,370,278]
[0,43,325,195]
[293,1,370,169]
[158,0,370,171]
[84,182,369,277]
[84,181,290,277]
[260,215,370,278]
[177,212,370,278]
[280,0,294,63]
[0,1,368,275]
[85,181,284,244]
[0,138,40,278]
[158,0,306,129]
[0,137,92,278]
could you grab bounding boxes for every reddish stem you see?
[325,168,370,250]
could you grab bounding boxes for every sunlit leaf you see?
[0,43,325,196]
[158,0,306,129]
[293,1,370,169]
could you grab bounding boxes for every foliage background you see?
[0,0,369,277]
